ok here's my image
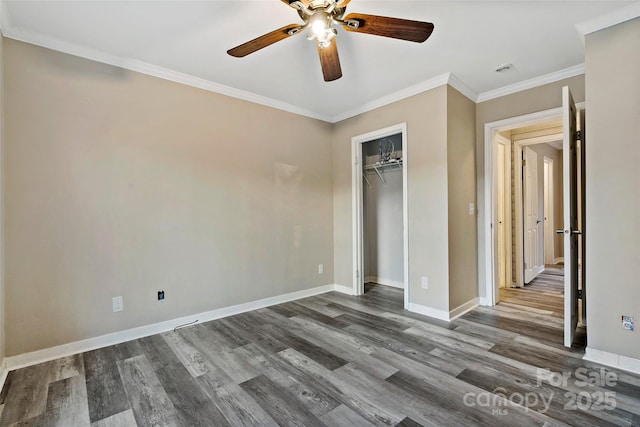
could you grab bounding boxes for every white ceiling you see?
[1,1,639,122]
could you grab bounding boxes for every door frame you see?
[513,136,561,286]
[482,104,584,305]
[543,156,555,265]
[493,134,512,290]
[351,123,409,309]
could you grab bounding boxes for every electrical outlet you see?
[421,276,429,289]
[622,315,634,331]
[318,264,324,275]
[112,296,123,312]
[158,290,165,302]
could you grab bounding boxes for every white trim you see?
[576,2,640,37]
[482,107,567,306]
[407,303,450,322]
[449,298,479,321]
[493,134,512,294]
[554,257,564,265]
[408,299,479,322]
[481,102,585,306]
[584,347,640,376]
[4,284,334,371]
[0,358,8,390]
[366,277,404,289]
[0,27,333,123]
[351,123,409,309]
[334,74,450,123]
[447,74,479,103]
[479,297,491,306]
[477,64,585,103]
[333,284,357,296]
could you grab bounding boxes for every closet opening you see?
[351,123,409,309]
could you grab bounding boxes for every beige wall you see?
[0,36,5,362]
[4,39,334,356]
[585,17,640,359]
[447,86,477,308]
[476,75,585,298]
[333,86,451,311]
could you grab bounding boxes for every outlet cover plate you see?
[112,296,123,312]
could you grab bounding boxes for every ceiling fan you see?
[227,0,434,82]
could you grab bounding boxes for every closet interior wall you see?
[362,133,404,289]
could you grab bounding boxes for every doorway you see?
[351,123,409,308]
[482,88,586,347]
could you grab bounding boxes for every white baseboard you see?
[333,284,356,295]
[4,284,335,373]
[554,257,564,265]
[449,298,479,321]
[479,297,492,306]
[0,358,7,390]
[365,277,404,289]
[409,298,479,322]
[407,303,450,321]
[584,347,640,375]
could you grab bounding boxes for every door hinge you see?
[577,289,583,299]
[576,130,582,141]
[356,270,359,279]
[522,159,526,167]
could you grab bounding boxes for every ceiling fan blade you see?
[342,13,434,43]
[336,0,351,8]
[317,38,342,82]
[227,24,302,57]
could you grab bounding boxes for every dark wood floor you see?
[1,283,639,426]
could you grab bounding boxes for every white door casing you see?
[482,102,583,306]
[351,123,409,308]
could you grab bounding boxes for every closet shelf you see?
[363,158,403,171]
[363,158,403,186]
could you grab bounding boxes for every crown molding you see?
[476,63,585,103]
[330,73,452,123]
[447,73,479,103]
[1,25,333,123]
[576,1,640,37]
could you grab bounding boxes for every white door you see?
[543,159,554,265]
[497,143,507,288]
[523,146,542,283]
[563,86,581,347]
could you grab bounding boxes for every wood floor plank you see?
[259,323,348,370]
[0,361,55,424]
[319,404,373,427]
[278,348,405,426]
[116,355,180,427]
[196,379,279,427]
[240,374,325,427]
[84,347,131,423]
[162,331,212,378]
[238,343,342,417]
[154,361,230,426]
[90,409,138,427]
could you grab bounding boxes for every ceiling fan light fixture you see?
[307,11,335,45]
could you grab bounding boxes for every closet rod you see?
[362,158,403,171]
